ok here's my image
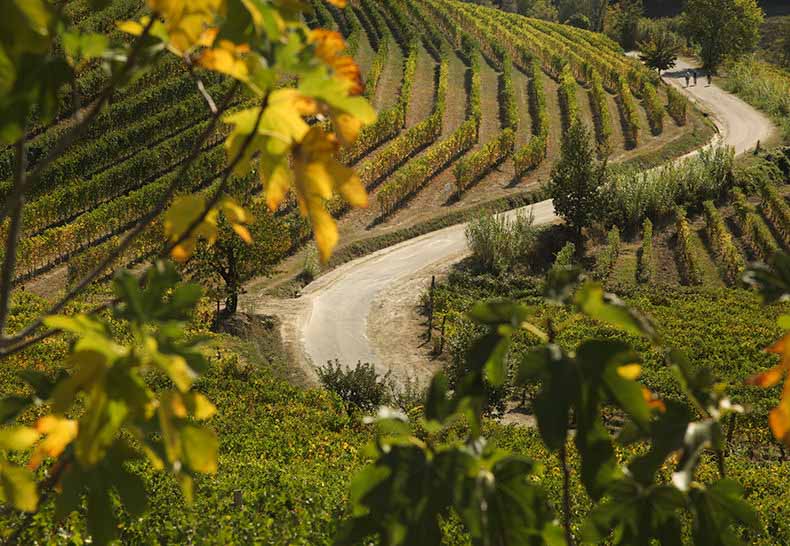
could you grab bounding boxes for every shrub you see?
[465,210,537,273]
[617,75,640,148]
[500,57,518,130]
[589,69,612,155]
[551,241,576,273]
[637,217,654,283]
[702,200,744,285]
[759,183,790,246]
[558,63,579,131]
[317,360,393,413]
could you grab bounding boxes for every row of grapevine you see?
[637,218,654,283]
[759,183,790,246]
[500,58,518,131]
[343,5,364,56]
[377,46,481,216]
[363,37,390,101]
[702,200,744,286]
[513,59,548,177]
[642,81,665,135]
[666,85,688,126]
[19,119,228,236]
[589,69,612,155]
[350,4,379,51]
[594,226,620,280]
[732,187,779,260]
[6,80,235,203]
[675,208,704,285]
[399,0,443,60]
[453,129,515,193]
[617,76,641,148]
[0,61,204,182]
[10,148,227,280]
[558,64,579,132]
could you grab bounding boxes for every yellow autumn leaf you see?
[292,127,367,262]
[617,364,642,381]
[220,198,253,244]
[197,39,250,80]
[0,427,40,451]
[751,331,790,447]
[163,194,219,262]
[326,0,346,6]
[147,0,224,54]
[28,416,78,469]
[310,29,363,95]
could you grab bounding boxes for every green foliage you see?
[606,0,644,50]
[602,146,735,228]
[594,226,621,280]
[558,63,579,131]
[513,59,549,177]
[703,200,745,285]
[548,120,605,237]
[501,57,519,131]
[638,31,681,73]
[683,0,765,70]
[722,57,790,142]
[589,69,612,155]
[317,360,393,413]
[666,85,688,126]
[637,217,655,283]
[732,187,779,260]
[675,207,704,285]
[552,241,577,272]
[642,81,665,135]
[618,75,641,148]
[465,210,538,273]
[453,129,515,193]
[759,182,790,247]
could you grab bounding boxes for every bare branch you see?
[185,55,219,115]
[0,138,27,336]
[0,15,159,226]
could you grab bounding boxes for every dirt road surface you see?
[252,57,776,385]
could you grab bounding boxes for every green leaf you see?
[575,283,656,340]
[55,464,84,522]
[87,485,117,545]
[0,462,38,512]
[424,372,455,425]
[0,396,32,424]
[0,426,38,450]
[181,425,218,474]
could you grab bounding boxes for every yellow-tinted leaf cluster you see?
[164,196,252,261]
[311,29,363,95]
[197,39,250,80]
[749,321,790,447]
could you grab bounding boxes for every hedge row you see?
[558,64,578,132]
[675,208,704,285]
[594,226,620,280]
[453,129,515,193]
[363,36,390,101]
[513,59,549,177]
[351,4,379,51]
[642,81,665,135]
[666,85,688,126]
[618,75,641,148]
[759,183,790,246]
[637,218,654,284]
[378,117,479,216]
[702,200,744,286]
[732,187,779,260]
[589,69,612,155]
[500,57,518,131]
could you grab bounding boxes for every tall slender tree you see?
[683,0,764,71]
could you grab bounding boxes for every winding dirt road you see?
[250,58,775,385]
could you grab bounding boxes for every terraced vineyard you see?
[3,0,712,295]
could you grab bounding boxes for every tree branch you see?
[0,138,27,336]
[185,55,218,115]
[0,15,158,226]
[0,82,242,351]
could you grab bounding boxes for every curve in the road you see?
[264,57,776,382]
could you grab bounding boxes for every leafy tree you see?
[516,0,559,20]
[548,120,606,242]
[566,13,592,30]
[683,0,765,71]
[639,31,682,73]
[185,208,291,316]
[607,0,645,50]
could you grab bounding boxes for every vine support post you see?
[559,442,575,546]
[427,275,435,341]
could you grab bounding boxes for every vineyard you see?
[592,148,790,289]
[1,0,712,295]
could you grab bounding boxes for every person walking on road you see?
[685,72,690,87]
[693,70,698,86]
[707,72,712,86]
